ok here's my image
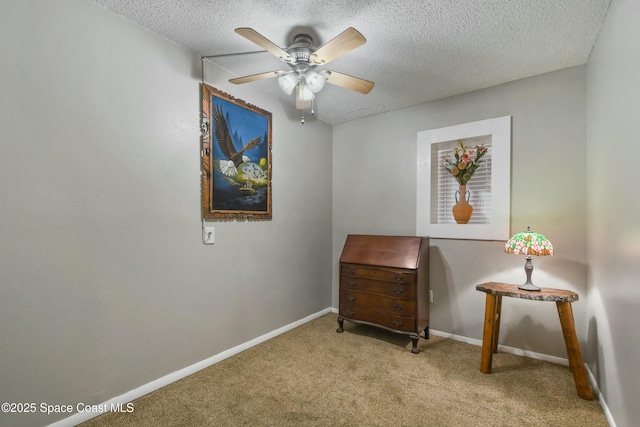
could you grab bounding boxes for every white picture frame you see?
[416,116,511,240]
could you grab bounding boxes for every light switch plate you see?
[203,226,215,244]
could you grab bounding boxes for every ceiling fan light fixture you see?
[297,84,315,102]
[305,71,325,93]
[278,73,298,95]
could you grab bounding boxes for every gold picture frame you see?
[201,84,272,220]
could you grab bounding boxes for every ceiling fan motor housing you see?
[286,34,318,73]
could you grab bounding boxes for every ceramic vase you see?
[452,184,473,224]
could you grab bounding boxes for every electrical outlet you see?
[429,290,433,303]
[203,226,215,244]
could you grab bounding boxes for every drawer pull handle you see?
[394,274,404,282]
[347,269,356,276]
[347,295,356,302]
[393,288,404,295]
[347,282,356,287]
[393,304,404,311]
[347,310,355,316]
[393,320,403,327]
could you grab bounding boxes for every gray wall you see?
[0,1,332,426]
[2,0,637,426]
[333,66,588,358]
[586,0,640,425]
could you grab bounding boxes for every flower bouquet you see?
[440,140,488,185]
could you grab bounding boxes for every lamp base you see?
[519,256,541,291]
[518,283,541,291]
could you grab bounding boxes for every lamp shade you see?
[505,227,554,256]
[278,73,298,95]
[505,226,553,291]
[297,84,315,102]
[305,71,325,93]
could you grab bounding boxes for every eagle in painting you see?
[212,104,261,177]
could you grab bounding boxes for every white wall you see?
[0,1,333,426]
[586,0,640,425]
[333,66,588,358]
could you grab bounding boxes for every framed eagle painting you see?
[201,84,272,220]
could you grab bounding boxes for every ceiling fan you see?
[229,27,375,112]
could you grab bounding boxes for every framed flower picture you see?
[201,84,272,220]
[416,116,511,240]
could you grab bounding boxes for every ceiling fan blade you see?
[229,71,280,84]
[310,27,366,65]
[235,28,294,63]
[324,71,374,94]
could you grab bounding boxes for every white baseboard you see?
[49,308,333,427]
[429,328,570,365]
[585,365,616,427]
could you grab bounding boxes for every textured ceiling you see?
[93,0,611,125]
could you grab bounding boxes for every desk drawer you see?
[341,264,416,285]
[340,277,415,300]
[339,305,416,333]
[340,290,416,315]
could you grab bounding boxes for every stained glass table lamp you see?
[504,226,554,291]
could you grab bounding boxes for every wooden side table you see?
[476,282,593,400]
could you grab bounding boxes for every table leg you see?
[480,293,498,374]
[492,295,502,354]
[556,301,593,400]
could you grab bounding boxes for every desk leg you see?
[556,301,593,400]
[480,293,498,374]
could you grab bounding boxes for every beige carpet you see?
[80,313,608,426]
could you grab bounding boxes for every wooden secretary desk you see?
[336,234,430,353]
